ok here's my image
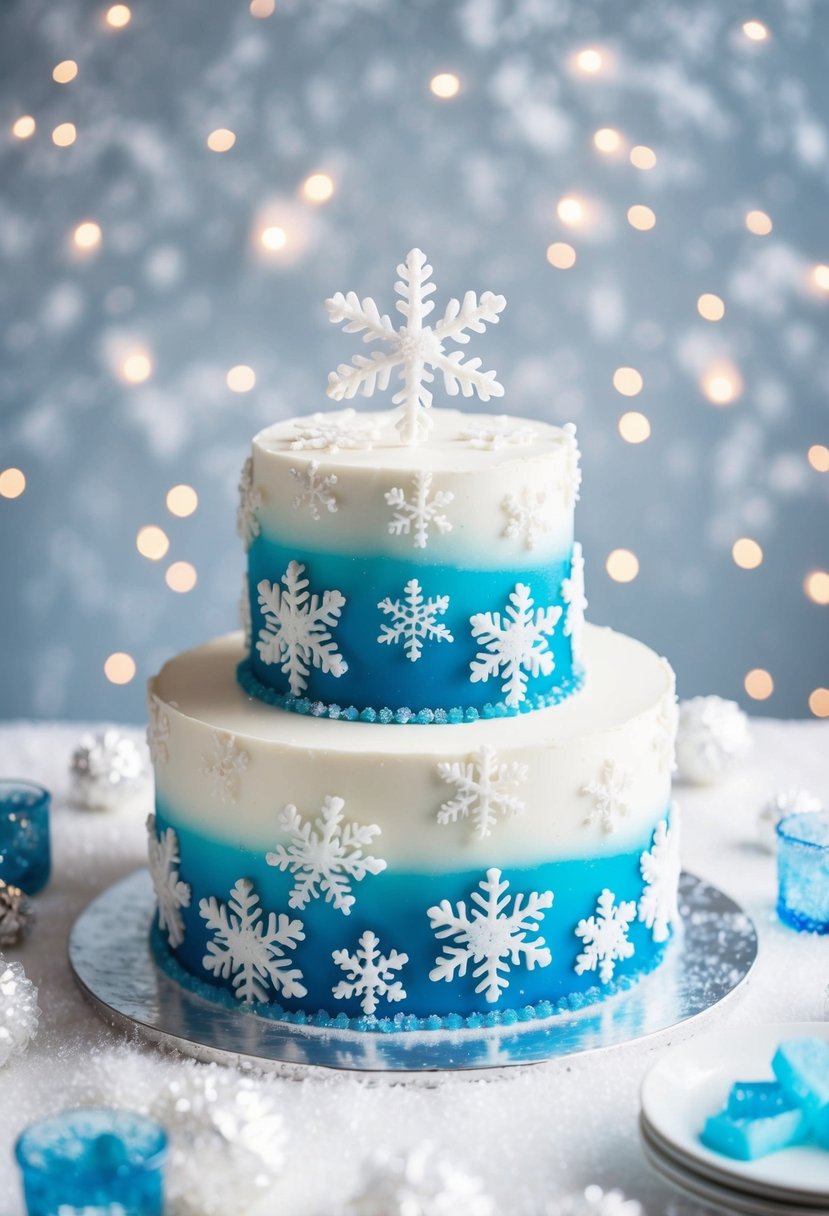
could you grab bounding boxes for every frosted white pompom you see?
[675,696,752,785]
[757,788,823,853]
[0,955,40,1067]
[345,1141,493,1216]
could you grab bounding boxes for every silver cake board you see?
[68,870,757,1079]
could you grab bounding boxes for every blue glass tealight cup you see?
[15,1108,167,1216]
[776,810,829,935]
[0,779,51,894]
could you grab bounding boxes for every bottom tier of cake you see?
[146,624,679,1030]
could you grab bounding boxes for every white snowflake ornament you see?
[289,460,338,520]
[256,559,347,696]
[469,583,562,708]
[581,760,633,833]
[332,929,408,1015]
[575,889,636,985]
[758,787,824,853]
[378,578,453,661]
[266,795,387,915]
[236,456,262,550]
[562,542,587,662]
[147,813,191,949]
[437,746,528,839]
[638,806,681,943]
[676,696,752,785]
[326,248,506,445]
[147,689,170,766]
[201,731,248,805]
[0,955,39,1068]
[428,867,554,1003]
[385,471,454,549]
[198,878,306,1004]
[290,409,381,453]
[345,1142,494,1216]
[501,489,555,550]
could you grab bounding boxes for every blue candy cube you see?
[773,1038,829,1148]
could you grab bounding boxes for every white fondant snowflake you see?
[428,867,554,1003]
[385,471,454,549]
[236,456,262,550]
[326,248,506,445]
[289,461,338,520]
[469,583,562,708]
[377,578,453,662]
[501,489,555,550]
[331,929,408,1016]
[198,878,306,1004]
[201,731,249,805]
[289,409,381,453]
[556,423,582,505]
[458,417,537,450]
[239,576,252,649]
[575,888,636,985]
[639,806,681,943]
[561,541,587,662]
[581,760,632,833]
[266,795,386,916]
[436,746,528,840]
[147,813,191,949]
[146,691,170,766]
[256,560,347,696]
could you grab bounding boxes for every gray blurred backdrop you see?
[1,0,828,723]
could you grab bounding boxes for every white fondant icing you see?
[331,930,408,1015]
[377,578,453,662]
[469,583,562,708]
[574,888,636,985]
[198,878,306,1003]
[256,560,347,696]
[436,746,527,840]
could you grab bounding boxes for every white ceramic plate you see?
[640,1022,829,1205]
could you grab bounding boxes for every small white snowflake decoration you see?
[501,488,555,550]
[436,746,528,839]
[201,731,249,805]
[147,690,170,766]
[556,423,582,506]
[561,542,587,662]
[289,461,338,520]
[256,560,347,696]
[639,806,682,943]
[428,867,554,1003]
[236,456,262,550]
[575,888,636,985]
[290,409,380,453]
[198,878,306,1004]
[385,471,454,549]
[331,929,408,1016]
[147,813,191,949]
[469,583,561,708]
[377,577,453,662]
[266,795,386,915]
[326,248,506,445]
[239,576,252,649]
[581,760,632,833]
[459,417,537,451]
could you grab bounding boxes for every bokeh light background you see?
[1,0,828,722]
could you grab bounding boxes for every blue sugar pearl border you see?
[236,659,586,725]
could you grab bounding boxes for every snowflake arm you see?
[266,796,386,915]
[198,878,306,1003]
[147,814,191,949]
[469,583,561,707]
[326,291,397,343]
[436,746,528,839]
[331,930,408,1015]
[256,560,347,696]
[561,542,587,661]
[639,806,681,942]
[377,578,453,662]
[575,888,636,984]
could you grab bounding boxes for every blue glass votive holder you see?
[15,1108,167,1216]
[776,810,829,934]
[0,780,51,895]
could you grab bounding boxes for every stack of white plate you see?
[640,1023,829,1215]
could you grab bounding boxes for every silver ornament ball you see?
[70,728,149,810]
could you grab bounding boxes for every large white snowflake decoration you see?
[289,409,381,453]
[377,577,453,662]
[146,689,170,766]
[289,460,338,520]
[574,888,636,985]
[639,806,682,943]
[385,471,454,549]
[146,813,191,949]
[326,248,506,445]
[428,867,554,1003]
[469,583,562,708]
[198,878,306,1004]
[331,929,408,1016]
[201,731,249,805]
[459,417,537,451]
[346,1142,494,1216]
[561,542,587,662]
[436,746,528,840]
[581,760,632,833]
[266,795,387,916]
[501,488,555,550]
[236,456,262,550]
[256,560,347,696]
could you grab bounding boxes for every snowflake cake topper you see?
[325,248,506,445]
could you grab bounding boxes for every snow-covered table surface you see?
[1,719,827,1215]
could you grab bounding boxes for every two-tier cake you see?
[146,250,680,1031]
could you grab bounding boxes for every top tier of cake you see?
[237,406,585,724]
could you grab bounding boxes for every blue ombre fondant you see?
[155,802,670,1025]
[242,534,579,720]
